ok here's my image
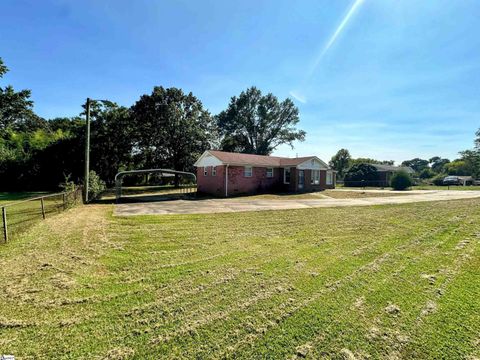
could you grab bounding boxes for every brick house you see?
[194,150,336,197]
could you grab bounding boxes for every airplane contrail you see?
[290,0,366,103]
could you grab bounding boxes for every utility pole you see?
[84,97,91,203]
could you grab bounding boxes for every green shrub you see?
[432,174,446,186]
[390,171,413,190]
[88,170,106,201]
[59,174,79,207]
[59,174,76,193]
[419,168,435,179]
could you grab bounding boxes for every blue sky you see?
[1,0,479,164]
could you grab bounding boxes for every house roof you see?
[371,164,415,173]
[196,150,329,168]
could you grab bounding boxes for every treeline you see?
[330,133,480,183]
[0,59,305,190]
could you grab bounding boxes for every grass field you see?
[413,185,480,191]
[0,192,48,205]
[0,200,479,359]
[337,184,480,191]
[322,190,410,199]
[0,191,80,243]
[235,191,411,200]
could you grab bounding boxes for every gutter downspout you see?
[225,164,229,197]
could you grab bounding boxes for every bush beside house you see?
[391,171,413,190]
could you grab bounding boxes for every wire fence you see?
[1,187,83,243]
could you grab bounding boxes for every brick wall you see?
[197,165,225,196]
[227,166,281,196]
[197,166,335,197]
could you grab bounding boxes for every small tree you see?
[419,168,435,179]
[390,171,413,190]
[329,149,351,180]
[87,170,106,201]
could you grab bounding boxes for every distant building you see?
[371,164,415,187]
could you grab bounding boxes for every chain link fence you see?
[1,187,82,243]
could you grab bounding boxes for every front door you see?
[298,170,304,190]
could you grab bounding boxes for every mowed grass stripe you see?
[117,207,462,356]
[298,214,479,359]
[0,200,479,359]
[0,204,462,356]
[161,211,466,358]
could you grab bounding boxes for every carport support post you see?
[115,177,122,203]
[2,207,7,243]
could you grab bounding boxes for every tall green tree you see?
[475,128,480,151]
[329,148,352,179]
[86,101,134,185]
[217,87,305,155]
[344,163,379,186]
[0,58,41,132]
[131,86,215,174]
[458,150,480,178]
[429,156,450,173]
[350,158,394,166]
[401,158,429,173]
[444,160,470,176]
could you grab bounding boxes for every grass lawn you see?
[413,185,480,191]
[195,190,410,201]
[322,190,410,199]
[337,184,480,191]
[0,191,49,206]
[0,200,479,359]
[0,192,79,242]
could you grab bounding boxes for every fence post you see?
[41,198,46,219]
[2,207,7,243]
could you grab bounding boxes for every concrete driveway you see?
[114,190,480,216]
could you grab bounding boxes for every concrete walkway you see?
[115,190,480,216]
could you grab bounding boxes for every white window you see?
[326,171,333,185]
[212,166,217,176]
[266,168,274,178]
[204,166,208,176]
[311,170,320,185]
[244,166,253,177]
[284,168,291,184]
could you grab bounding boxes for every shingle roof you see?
[206,150,320,167]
